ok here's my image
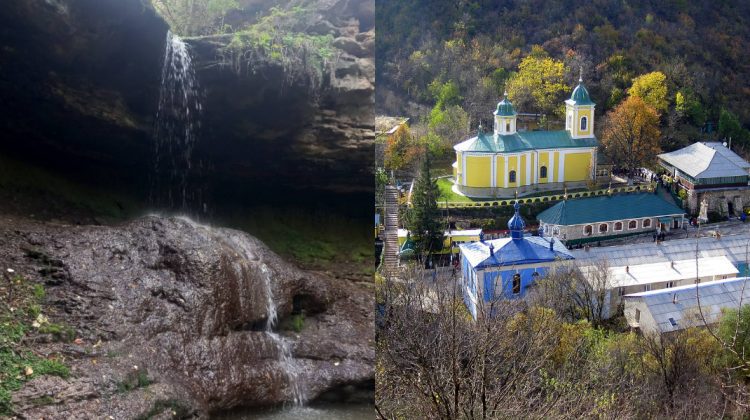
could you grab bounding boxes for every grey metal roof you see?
[569,226,750,267]
[658,142,750,179]
[624,277,750,333]
[705,142,750,170]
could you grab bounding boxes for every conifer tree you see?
[407,153,444,257]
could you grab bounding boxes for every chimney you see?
[489,243,495,257]
[625,265,629,273]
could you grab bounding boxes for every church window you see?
[643,218,652,228]
[628,220,637,229]
[580,116,588,131]
[509,170,516,183]
[506,122,510,132]
[512,273,521,294]
[614,222,623,231]
[583,225,593,236]
[540,166,548,178]
[599,223,608,233]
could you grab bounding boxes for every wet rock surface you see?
[0,215,374,417]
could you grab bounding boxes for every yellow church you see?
[452,76,598,198]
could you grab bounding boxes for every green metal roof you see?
[566,82,595,106]
[537,193,685,226]
[494,97,516,116]
[454,130,598,153]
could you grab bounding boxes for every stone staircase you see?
[381,185,400,276]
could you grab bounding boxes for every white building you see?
[623,277,750,335]
[579,256,739,319]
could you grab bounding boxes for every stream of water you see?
[226,232,307,406]
[152,31,204,213]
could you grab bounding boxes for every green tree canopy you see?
[718,108,750,144]
[407,154,444,256]
[428,80,463,110]
[151,0,240,36]
[506,47,570,117]
[629,71,668,114]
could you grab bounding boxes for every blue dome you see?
[508,202,526,239]
[569,82,594,105]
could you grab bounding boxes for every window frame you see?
[509,170,517,183]
[512,273,521,294]
[580,116,588,131]
[540,166,548,178]
[628,220,637,230]
[643,218,652,228]
[583,225,593,236]
[614,221,623,232]
[599,223,608,233]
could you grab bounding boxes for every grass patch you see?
[436,178,492,203]
[223,205,371,275]
[38,322,76,343]
[116,369,152,393]
[0,277,69,415]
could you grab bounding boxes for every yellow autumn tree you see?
[602,96,661,174]
[628,71,668,114]
[384,124,419,171]
[506,46,570,118]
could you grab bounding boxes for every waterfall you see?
[152,31,205,213]
[226,232,307,405]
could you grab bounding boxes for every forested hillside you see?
[376,0,750,160]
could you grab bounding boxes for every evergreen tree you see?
[407,154,444,257]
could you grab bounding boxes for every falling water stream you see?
[152,31,205,213]
[225,232,307,406]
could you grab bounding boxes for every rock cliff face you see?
[1,215,373,416]
[0,0,374,204]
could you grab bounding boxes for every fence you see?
[434,183,657,209]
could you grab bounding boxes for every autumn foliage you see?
[602,96,661,173]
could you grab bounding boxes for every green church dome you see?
[569,80,594,106]
[494,95,516,117]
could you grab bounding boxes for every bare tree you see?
[530,259,613,328]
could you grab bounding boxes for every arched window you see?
[540,166,548,178]
[506,122,511,132]
[553,227,560,236]
[584,225,593,236]
[643,218,652,228]
[512,273,521,294]
[614,222,623,231]
[599,223,608,233]
[628,220,637,230]
[580,116,588,131]
[509,170,516,183]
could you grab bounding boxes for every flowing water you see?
[152,31,205,213]
[225,232,306,406]
[221,403,375,419]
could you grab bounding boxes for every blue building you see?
[459,203,574,319]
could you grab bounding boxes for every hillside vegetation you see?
[377,0,750,161]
